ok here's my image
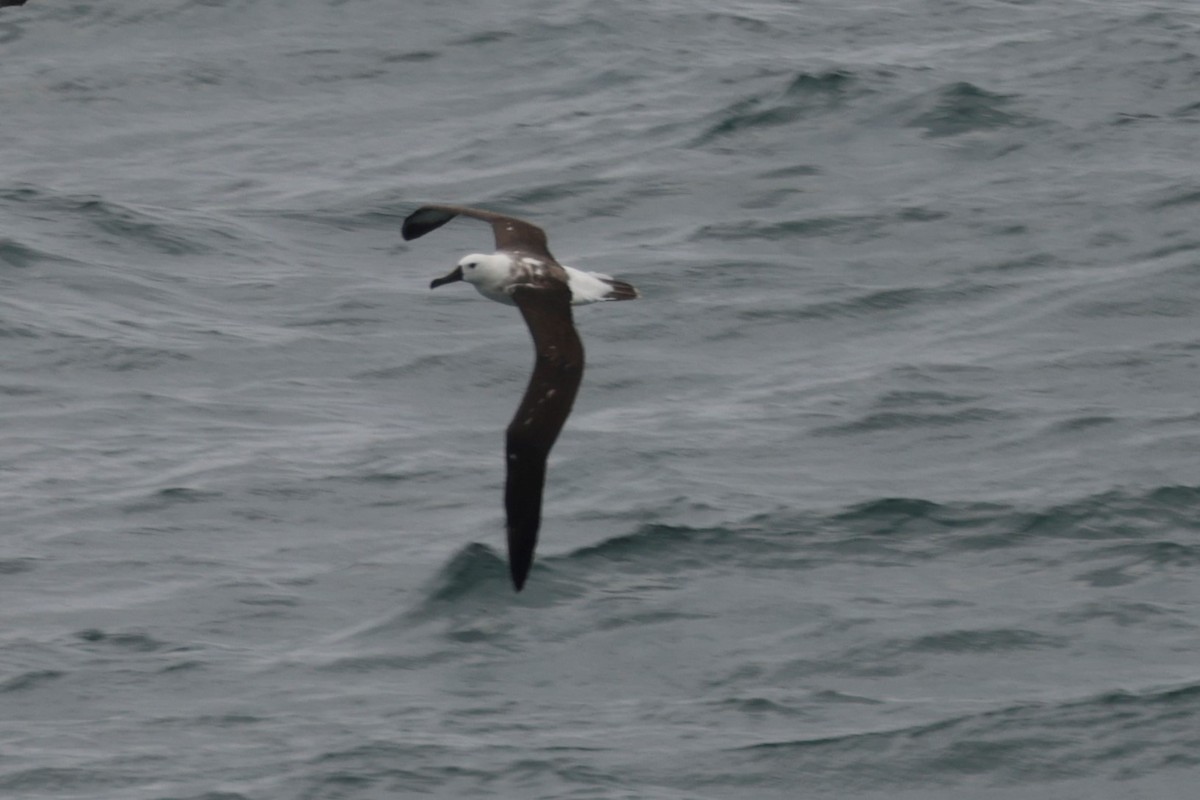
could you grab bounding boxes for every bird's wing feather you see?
[402,204,554,261]
[505,281,584,590]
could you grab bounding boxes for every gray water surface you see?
[2,1,1199,798]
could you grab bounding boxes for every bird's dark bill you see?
[430,266,464,289]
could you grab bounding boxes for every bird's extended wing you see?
[505,281,584,590]
[402,204,554,261]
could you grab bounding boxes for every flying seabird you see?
[402,204,639,591]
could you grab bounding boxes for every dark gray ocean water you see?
[3,1,1200,798]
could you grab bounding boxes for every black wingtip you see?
[400,220,423,241]
[400,219,423,241]
[401,206,457,242]
[508,545,532,592]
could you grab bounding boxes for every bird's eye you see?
[467,263,476,269]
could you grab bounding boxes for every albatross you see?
[402,204,639,591]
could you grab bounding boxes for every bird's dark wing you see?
[505,281,584,591]
[402,204,554,261]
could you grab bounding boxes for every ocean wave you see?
[691,69,863,147]
[706,681,1200,789]
[407,484,1200,613]
[900,81,1043,139]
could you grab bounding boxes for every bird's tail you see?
[599,276,640,301]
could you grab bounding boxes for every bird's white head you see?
[458,253,512,286]
[429,252,512,292]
